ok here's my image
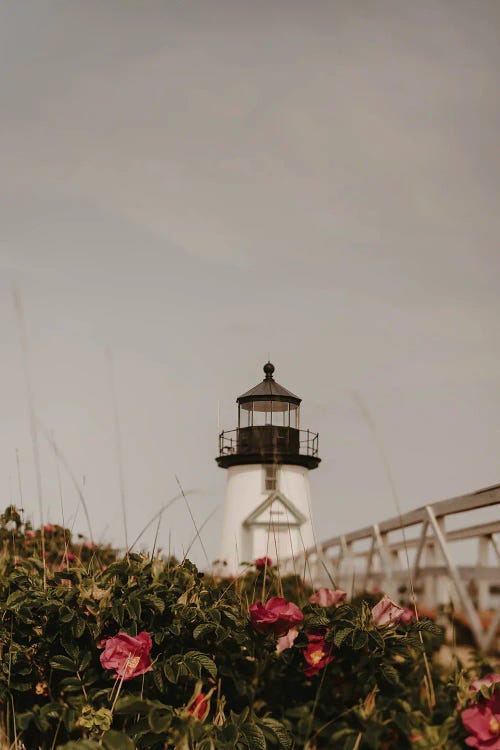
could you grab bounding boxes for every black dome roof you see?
[237,362,301,407]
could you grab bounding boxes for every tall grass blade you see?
[107,348,129,552]
[12,283,46,588]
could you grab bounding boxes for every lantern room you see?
[216,362,320,470]
[237,361,300,428]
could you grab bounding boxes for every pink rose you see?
[25,530,35,539]
[249,597,303,636]
[276,627,299,654]
[255,557,273,570]
[399,607,415,624]
[303,632,334,677]
[99,631,153,680]
[83,541,96,550]
[309,588,346,607]
[43,524,55,533]
[188,693,210,721]
[372,595,408,627]
[471,674,500,693]
[462,693,500,749]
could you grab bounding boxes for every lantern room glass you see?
[238,400,300,428]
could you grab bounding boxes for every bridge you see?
[283,483,500,653]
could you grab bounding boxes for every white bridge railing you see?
[283,484,500,653]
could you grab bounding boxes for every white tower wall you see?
[219,463,315,575]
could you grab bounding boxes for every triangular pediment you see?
[243,491,307,528]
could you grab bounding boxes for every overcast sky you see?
[1,0,499,565]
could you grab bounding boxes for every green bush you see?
[0,506,496,749]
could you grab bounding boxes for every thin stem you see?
[10,695,17,750]
[12,284,47,590]
[107,349,129,553]
[50,711,64,750]
[176,475,210,568]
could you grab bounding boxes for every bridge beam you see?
[290,484,500,653]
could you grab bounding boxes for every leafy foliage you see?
[0,506,496,749]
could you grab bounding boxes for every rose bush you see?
[0,505,497,750]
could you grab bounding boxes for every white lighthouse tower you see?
[217,362,321,574]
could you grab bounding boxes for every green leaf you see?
[352,630,368,650]
[405,632,424,651]
[379,662,400,686]
[59,606,75,623]
[125,600,140,622]
[114,696,155,715]
[63,707,77,732]
[368,628,385,651]
[101,730,136,750]
[142,594,165,613]
[40,702,64,721]
[259,718,292,750]
[61,635,80,661]
[78,652,92,672]
[184,650,217,679]
[164,657,181,684]
[305,612,330,629]
[72,617,86,638]
[412,620,442,636]
[5,590,26,609]
[130,596,142,620]
[334,627,352,647]
[152,667,164,692]
[193,623,215,639]
[148,705,173,733]
[239,722,267,750]
[50,655,75,672]
[102,560,129,577]
[219,723,239,743]
[15,709,35,731]
[230,707,250,727]
[111,600,124,624]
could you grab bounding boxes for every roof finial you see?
[263,361,275,380]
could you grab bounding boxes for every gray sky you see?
[1,0,499,565]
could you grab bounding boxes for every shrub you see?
[0,507,496,749]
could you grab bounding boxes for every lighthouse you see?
[216,362,320,574]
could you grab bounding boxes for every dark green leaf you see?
[50,655,75,672]
[240,722,267,750]
[184,650,217,679]
[259,718,292,750]
[352,630,368,650]
[334,627,353,647]
[148,705,173,733]
[101,730,136,750]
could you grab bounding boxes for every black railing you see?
[218,426,319,458]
